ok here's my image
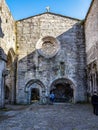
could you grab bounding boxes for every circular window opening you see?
[36,36,60,58]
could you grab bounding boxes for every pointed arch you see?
[25,79,46,92]
[5,48,17,104]
[7,48,16,68]
[25,79,46,104]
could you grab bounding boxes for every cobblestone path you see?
[0,103,98,130]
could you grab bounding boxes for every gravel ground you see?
[0,103,98,130]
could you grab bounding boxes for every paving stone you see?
[0,103,98,130]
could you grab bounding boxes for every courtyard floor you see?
[0,103,98,130]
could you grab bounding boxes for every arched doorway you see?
[5,48,17,104]
[50,78,74,102]
[25,80,45,104]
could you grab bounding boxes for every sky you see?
[6,0,92,20]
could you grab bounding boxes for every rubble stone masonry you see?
[16,13,86,103]
[0,0,16,54]
[1,0,98,106]
[85,0,98,64]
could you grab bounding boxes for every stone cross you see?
[46,6,50,12]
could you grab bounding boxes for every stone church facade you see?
[0,0,98,107]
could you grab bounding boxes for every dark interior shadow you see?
[0,17,4,38]
[0,47,6,60]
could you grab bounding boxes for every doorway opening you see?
[5,86,10,104]
[31,88,40,103]
[50,79,74,102]
[25,79,45,104]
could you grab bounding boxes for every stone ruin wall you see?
[85,0,98,96]
[0,0,16,107]
[0,0,98,106]
[16,13,86,103]
[85,0,98,65]
[0,0,16,54]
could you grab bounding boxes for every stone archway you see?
[5,48,17,104]
[25,79,45,104]
[50,78,75,103]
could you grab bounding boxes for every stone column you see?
[94,72,97,91]
[89,76,92,93]
[92,74,95,92]
[11,63,16,104]
[0,61,5,108]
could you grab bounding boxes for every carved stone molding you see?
[36,36,60,58]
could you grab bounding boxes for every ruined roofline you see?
[84,0,94,22]
[3,0,15,21]
[16,12,81,22]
